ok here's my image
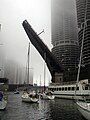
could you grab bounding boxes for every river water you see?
[0,92,85,120]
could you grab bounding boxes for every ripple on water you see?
[0,92,85,120]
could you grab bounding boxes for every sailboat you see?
[21,42,39,103]
[0,91,7,110]
[75,1,90,119]
[22,90,39,103]
[41,52,55,100]
[0,79,8,110]
[0,99,7,110]
[76,101,90,120]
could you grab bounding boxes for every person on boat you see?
[0,91,3,101]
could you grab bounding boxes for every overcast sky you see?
[0,0,52,86]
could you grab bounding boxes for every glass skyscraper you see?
[51,0,79,82]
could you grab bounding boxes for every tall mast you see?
[27,42,30,84]
[75,0,87,96]
[0,24,1,31]
[76,0,87,84]
[44,52,46,92]
[40,74,41,86]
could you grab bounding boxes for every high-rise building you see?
[51,0,79,82]
[76,0,90,79]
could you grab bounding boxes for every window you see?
[62,87,64,91]
[87,20,90,26]
[71,41,74,43]
[59,88,61,91]
[56,88,59,91]
[65,41,69,43]
[54,88,56,91]
[60,41,64,43]
[60,78,62,81]
[85,86,88,90]
[76,87,79,90]
[72,87,75,91]
[68,87,71,91]
[65,87,67,91]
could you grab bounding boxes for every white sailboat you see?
[21,42,39,103]
[75,1,90,119]
[0,83,8,110]
[41,52,55,100]
[0,97,7,110]
[41,91,55,100]
[76,101,90,120]
[22,90,39,103]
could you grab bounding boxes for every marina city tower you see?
[51,0,79,82]
[76,0,90,80]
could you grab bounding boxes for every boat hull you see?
[52,94,90,100]
[48,80,90,100]
[14,91,19,94]
[22,97,39,103]
[76,101,90,120]
[21,93,39,103]
[41,93,55,100]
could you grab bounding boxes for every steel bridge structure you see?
[22,20,63,82]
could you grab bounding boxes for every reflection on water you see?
[0,92,84,120]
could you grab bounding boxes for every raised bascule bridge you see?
[22,20,63,83]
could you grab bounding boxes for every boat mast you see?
[44,52,46,92]
[40,74,41,86]
[75,0,87,96]
[27,42,30,84]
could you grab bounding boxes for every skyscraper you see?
[76,0,90,80]
[51,0,79,82]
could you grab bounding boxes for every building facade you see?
[76,0,90,80]
[51,0,79,82]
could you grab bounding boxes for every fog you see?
[0,0,52,86]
